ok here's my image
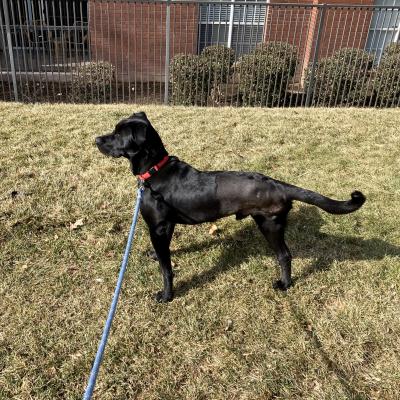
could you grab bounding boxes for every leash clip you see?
[137,177,145,190]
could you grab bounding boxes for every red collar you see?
[138,155,169,181]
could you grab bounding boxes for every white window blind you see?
[198,0,267,56]
[366,0,400,62]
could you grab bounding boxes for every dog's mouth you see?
[95,136,122,158]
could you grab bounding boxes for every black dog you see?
[96,112,366,302]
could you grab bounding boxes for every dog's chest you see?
[149,173,221,224]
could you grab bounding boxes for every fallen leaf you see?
[70,352,83,360]
[70,218,84,231]
[225,319,233,331]
[209,224,219,236]
[47,367,57,376]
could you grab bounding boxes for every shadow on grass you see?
[174,206,400,298]
[170,205,399,399]
[286,296,367,399]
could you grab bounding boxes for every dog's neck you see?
[129,147,168,176]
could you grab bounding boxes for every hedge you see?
[69,61,115,103]
[374,43,400,107]
[201,45,236,84]
[170,45,236,106]
[306,48,374,106]
[237,42,298,107]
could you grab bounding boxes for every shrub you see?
[70,61,115,103]
[170,54,213,106]
[201,45,236,84]
[254,42,298,66]
[374,43,400,107]
[380,42,400,57]
[170,46,236,106]
[237,42,298,107]
[306,48,374,106]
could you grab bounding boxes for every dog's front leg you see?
[149,222,175,303]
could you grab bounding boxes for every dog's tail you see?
[282,183,366,214]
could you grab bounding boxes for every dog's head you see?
[95,112,167,174]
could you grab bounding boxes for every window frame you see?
[198,0,268,55]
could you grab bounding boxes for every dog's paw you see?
[273,279,292,291]
[155,290,173,303]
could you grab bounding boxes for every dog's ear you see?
[132,111,147,120]
[116,118,148,146]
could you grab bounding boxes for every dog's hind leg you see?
[252,213,293,290]
[149,222,175,302]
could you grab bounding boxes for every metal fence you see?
[1,0,400,107]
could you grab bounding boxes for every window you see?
[1,0,88,27]
[366,0,400,62]
[0,0,88,48]
[198,0,267,56]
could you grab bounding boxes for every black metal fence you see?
[1,0,400,107]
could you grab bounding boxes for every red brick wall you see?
[88,1,199,82]
[88,1,373,86]
[263,0,315,84]
[265,0,374,85]
[318,1,374,59]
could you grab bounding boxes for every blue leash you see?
[83,186,144,400]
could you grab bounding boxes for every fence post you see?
[164,0,171,105]
[2,0,19,101]
[305,4,326,107]
[227,0,235,48]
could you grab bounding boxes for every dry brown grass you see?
[0,103,400,399]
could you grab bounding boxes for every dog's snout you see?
[95,136,103,146]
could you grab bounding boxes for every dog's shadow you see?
[173,206,400,298]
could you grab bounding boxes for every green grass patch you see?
[1,103,400,399]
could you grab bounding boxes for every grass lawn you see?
[1,103,400,400]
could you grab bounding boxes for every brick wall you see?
[265,0,374,85]
[318,1,374,58]
[88,0,374,86]
[88,1,199,82]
